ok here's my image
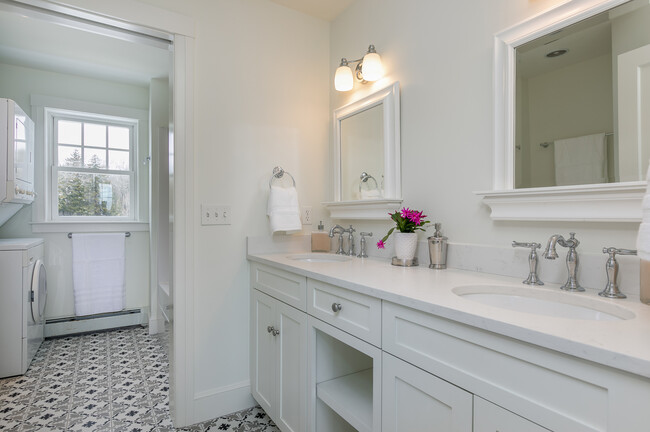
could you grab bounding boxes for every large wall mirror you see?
[324,82,402,219]
[478,0,648,222]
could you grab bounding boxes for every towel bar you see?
[68,232,131,239]
[539,132,613,148]
[269,166,296,188]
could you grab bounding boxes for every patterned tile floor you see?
[0,327,279,432]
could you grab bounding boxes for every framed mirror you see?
[477,0,647,222]
[324,82,402,219]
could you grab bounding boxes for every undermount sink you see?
[287,253,352,263]
[453,285,635,321]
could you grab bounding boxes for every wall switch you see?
[302,206,312,225]
[201,204,214,225]
[201,204,231,225]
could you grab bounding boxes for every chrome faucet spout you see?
[543,234,561,259]
[543,232,583,292]
[329,224,345,237]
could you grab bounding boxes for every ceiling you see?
[0,6,171,87]
[268,0,355,21]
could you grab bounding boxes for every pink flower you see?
[376,239,385,249]
[400,207,411,219]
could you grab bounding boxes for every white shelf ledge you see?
[474,182,645,222]
[316,368,373,432]
[323,199,403,220]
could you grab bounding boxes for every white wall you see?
[138,0,331,421]
[330,0,640,259]
[0,62,151,319]
[526,53,614,187]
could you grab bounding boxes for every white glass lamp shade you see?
[361,52,382,81]
[335,65,354,91]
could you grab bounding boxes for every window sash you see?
[50,113,138,221]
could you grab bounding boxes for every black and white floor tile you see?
[0,327,279,432]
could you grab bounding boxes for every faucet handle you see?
[600,247,636,299]
[603,247,637,257]
[512,241,543,285]
[512,241,541,250]
[357,232,373,258]
[348,224,356,233]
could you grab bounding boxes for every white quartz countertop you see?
[247,252,650,379]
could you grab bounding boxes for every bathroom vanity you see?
[248,252,650,432]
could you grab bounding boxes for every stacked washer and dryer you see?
[0,99,47,378]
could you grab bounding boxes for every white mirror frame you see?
[475,0,645,222]
[324,81,402,219]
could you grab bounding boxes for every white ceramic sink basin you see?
[287,253,352,263]
[453,285,635,321]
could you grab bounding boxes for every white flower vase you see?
[394,232,418,260]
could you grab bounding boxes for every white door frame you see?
[6,0,196,426]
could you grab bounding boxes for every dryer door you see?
[30,259,47,323]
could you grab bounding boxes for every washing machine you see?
[0,238,47,378]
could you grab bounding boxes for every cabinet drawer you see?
[251,263,307,311]
[382,301,608,432]
[307,279,381,347]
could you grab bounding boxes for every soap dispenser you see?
[311,221,330,252]
[428,223,448,269]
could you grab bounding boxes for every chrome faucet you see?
[358,232,373,258]
[345,225,356,256]
[512,241,543,285]
[329,225,346,255]
[543,232,583,292]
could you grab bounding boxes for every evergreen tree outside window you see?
[52,113,137,220]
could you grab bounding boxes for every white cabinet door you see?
[251,289,308,432]
[251,289,276,416]
[474,397,550,432]
[382,352,472,432]
[276,300,308,432]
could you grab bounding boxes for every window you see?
[50,111,138,220]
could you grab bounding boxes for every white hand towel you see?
[360,188,382,200]
[554,133,608,186]
[267,186,302,234]
[72,233,126,316]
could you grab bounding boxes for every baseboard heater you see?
[45,308,148,338]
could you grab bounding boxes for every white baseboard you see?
[188,381,255,426]
[45,309,148,338]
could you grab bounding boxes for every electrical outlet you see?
[302,206,312,225]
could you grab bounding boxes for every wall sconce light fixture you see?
[334,44,383,92]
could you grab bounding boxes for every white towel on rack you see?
[554,133,608,186]
[72,233,126,316]
[267,185,302,234]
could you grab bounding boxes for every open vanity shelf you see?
[316,369,373,432]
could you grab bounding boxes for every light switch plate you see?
[201,205,231,225]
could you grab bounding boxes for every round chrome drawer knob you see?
[331,303,342,313]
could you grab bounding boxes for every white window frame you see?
[50,110,137,221]
[31,95,149,232]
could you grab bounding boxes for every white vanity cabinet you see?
[382,301,650,432]
[250,289,307,432]
[250,264,308,432]
[249,259,650,432]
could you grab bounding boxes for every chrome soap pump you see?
[428,223,448,269]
